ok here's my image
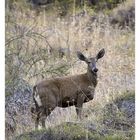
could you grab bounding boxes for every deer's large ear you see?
[96,48,105,60]
[77,51,87,61]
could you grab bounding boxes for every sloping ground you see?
[109,0,135,30]
[89,0,135,31]
[103,92,135,132]
[6,0,135,31]
[15,91,135,140]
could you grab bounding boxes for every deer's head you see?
[77,48,105,74]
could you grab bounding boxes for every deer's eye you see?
[87,61,91,64]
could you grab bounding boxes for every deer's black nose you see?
[94,68,98,72]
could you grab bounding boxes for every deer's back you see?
[34,73,94,108]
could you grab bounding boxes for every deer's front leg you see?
[35,113,40,130]
[75,92,85,120]
[76,106,83,120]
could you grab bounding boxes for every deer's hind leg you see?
[35,112,40,130]
[34,107,47,129]
[40,107,54,129]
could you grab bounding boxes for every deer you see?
[31,48,105,129]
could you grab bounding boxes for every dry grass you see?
[5,0,135,139]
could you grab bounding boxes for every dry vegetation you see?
[5,0,135,140]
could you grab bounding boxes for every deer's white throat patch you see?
[34,89,42,107]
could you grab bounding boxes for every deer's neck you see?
[87,69,97,87]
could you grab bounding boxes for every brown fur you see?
[32,49,105,129]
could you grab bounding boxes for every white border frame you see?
[0,0,5,139]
